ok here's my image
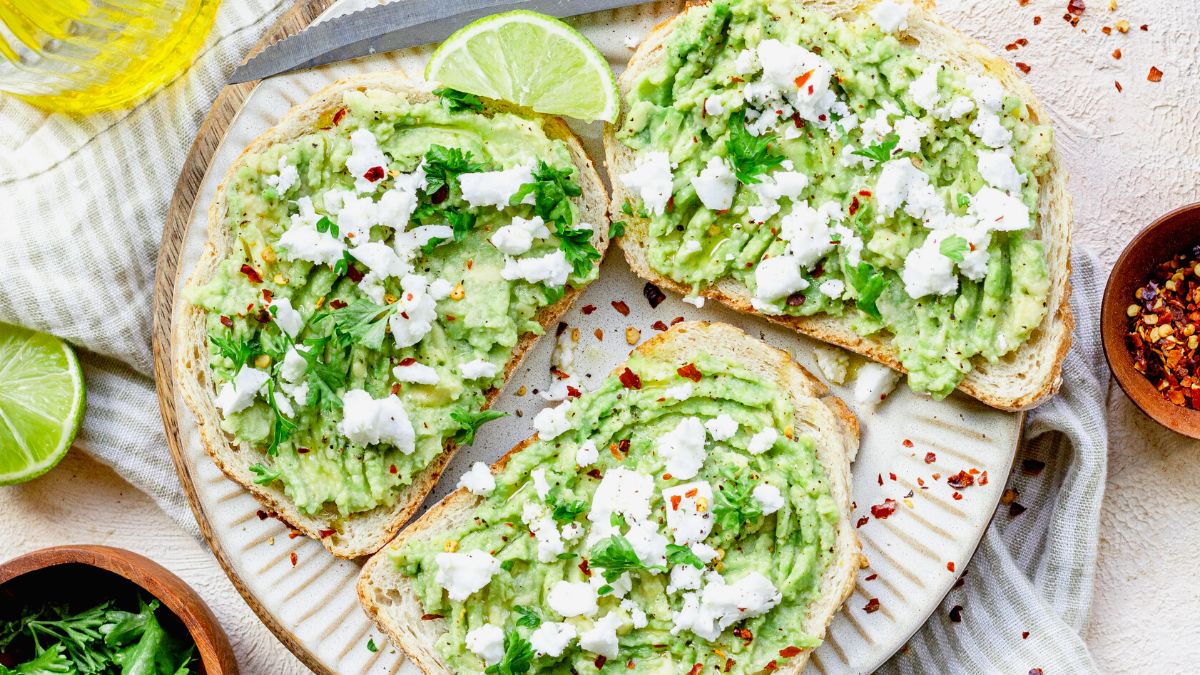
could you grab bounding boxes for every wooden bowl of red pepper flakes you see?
[1103,202,1200,438]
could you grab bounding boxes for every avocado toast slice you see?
[358,321,862,674]
[604,0,1073,411]
[176,72,609,558]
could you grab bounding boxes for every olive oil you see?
[0,0,220,113]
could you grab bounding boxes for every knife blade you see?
[230,0,645,84]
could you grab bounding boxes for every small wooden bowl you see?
[1102,202,1200,438]
[0,545,238,674]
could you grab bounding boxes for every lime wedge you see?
[426,10,619,123]
[0,323,85,485]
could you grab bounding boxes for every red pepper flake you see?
[240,264,263,284]
[902,439,913,448]
[952,492,963,501]
[1022,631,1030,639]
[764,661,778,672]
[924,452,937,464]
[724,658,734,672]
[684,487,698,498]
[595,655,608,670]
[979,471,989,486]
[848,195,860,216]
[627,660,636,670]
[947,470,976,490]
[579,559,592,577]
[612,300,630,316]
[876,473,883,486]
[1033,15,1042,25]
[318,529,335,538]
[858,189,873,197]
[1009,501,1027,517]
[732,628,753,641]
[288,530,301,539]
[388,464,398,474]
[391,383,401,395]
[685,664,702,675]
[648,319,668,332]
[420,613,443,620]
[643,282,667,308]
[662,473,673,480]
[398,357,417,367]
[582,304,596,315]
[677,363,703,382]
[947,561,956,572]
[1030,669,1044,675]
[346,264,364,283]
[1066,0,1085,15]
[863,598,881,614]
[670,495,683,510]
[793,69,815,89]
[567,386,582,398]
[332,107,347,125]
[1148,66,1163,82]
[889,472,897,482]
[610,443,624,461]
[1112,48,1122,60]
[363,165,385,182]
[329,299,347,309]
[670,316,685,326]
[289,551,298,567]
[870,499,898,519]
[1021,459,1046,476]
[856,516,869,528]
[619,367,642,389]
[1015,62,1031,74]
[865,573,878,581]
[1140,23,1148,30]
[256,510,269,520]
[778,646,803,658]
[949,605,963,622]
[261,288,274,303]
[219,315,234,328]
[587,468,603,479]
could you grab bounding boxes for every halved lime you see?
[0,323,85,485]
[426,10,620,123]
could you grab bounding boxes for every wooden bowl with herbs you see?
[1103,202,1200,438]
[0,545,237,674]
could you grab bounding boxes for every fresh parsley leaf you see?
[424,145,484,195]
[433,88,484,113]
[542,284,566,304]
[596,585,613,596]
[483,631,533,675]
[315,215,339,238]
[553,222,600,277]
[249,463,282,485]
[556,552,577,560]
[209,331,259,368]
[620,200,634,215]
[324,299,397,351]
[421,236,448,255]
[609,220,626,238]
[939,235,969,263]
[332,250,354,277]
[712,467,764,532]
[609,513,627,529]
[297,337,347,411]
[511,161,581,229]
[665,543,704,570]
[500,559,517,572]
[551,499,588,523]
[448,210,477,242]
[264,379,296,456]
[726,110,785,184]
[851,133,900,163]
[956,193,971,209]
[366,638,378,653]
[512,606,541,629]
[589,534,646,582]
[844,262,887,321]
[451,409,508,446]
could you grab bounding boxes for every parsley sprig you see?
[434,88,484,113]
[512,162,599,277]
[451,409,508,446]
[209,331,259,368]
[712,467,764,532]
[665,543,704,569]
[845,262,887,321]
[424,145,484,195]
[511,606,541,629]
[851,133,900,163]
[726,110,785,184]
[939,235,969,262]
[483,630,533,675]
[589,534,651,582]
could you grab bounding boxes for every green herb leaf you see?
[249,463,282,485]
[483,630,533,675]
[555,552,577,560]
[366,638,378,653]
[315,215,339,238]
[589,534,646,582]
[451,409,508,446]
[512,606,541,629]
[712,467,764,532]
[665,543,704,570]
[956,193,971,209]
[845,262,887,321]
[323,300,397,351]
[542,284,566,304]
[448,210,477,242]
[434,88,484,113]
[511,162,599,277]
[332,250,354,277]
[608,220,626,238]
[424,145,484,195]
[12,643,71,674]
[264,380,296,456]
[551,499,588,523]
[297,337,348,411]
[939,235,969,263]
[851,133,900,163]
[726,110,785,184]
[596,585,613,596]
[209,331,259,368]
[500,559,516,572]
[420,236,448,255]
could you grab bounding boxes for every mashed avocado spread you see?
[188,88,599,517]
[391,351,838,673]
[616,0,1054,397]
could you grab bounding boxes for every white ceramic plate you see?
[168,2,1022,672]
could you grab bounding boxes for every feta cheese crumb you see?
[346,129,388,192]
[812,345,850,385]
[392,361,439,385]
[670,572,782,641]
[460,359,498,380]
[579,612,622,658]
[893,115,930,153]
[388,274,440,348]
[501,250,573,288]
[576,439,599,467]
[704,414,738,441]
[547,580,598,618]
[691,156,737,211]
[747,428,779,455]
[624,519,669,568]
[704,96,726,117]
[465,624,505,665]
[214,366,269,416]
[970,109,1013,148]
[976,150,1024,194]
[531,468,552,501]
[870,0,910,32]
[460,164,535,209]
[754,255,808,304]
[657,417,709,480]
[339,389,415,453]
[970,186,1031,231]
[663,382,694,401]
[901,234,959,298]
[621,599,649,628]
[530,622,577,657]
[818,279,845,299]
[268,297,303,338]
[266,156,298,195]
[753,484,786,515]
[682,294,706,308]
[533,401,573,440]
[522,502,565,562]
[619,151,674,216]
[586,468,656,545]
[278,197,346,266]
[909,64,942,111]
[456,461,495,496]
[435,549,501,601]
[280,345,309,382]
[853,362,901,409]
[663,481,715,545]
[667,564,704,594]
[490,215,550,255]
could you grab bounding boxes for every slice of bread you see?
[603,0,1073,412]
[175,72,610,559]
[358,321,864,673]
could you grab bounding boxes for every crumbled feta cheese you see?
[490,215,550,255]
[501,250,573,288]
[833,224,865,267]
[854,362,901,409]
[530,622,577,657]
[657,417,708,480]
[704,96,726,117]
[901,234,959,298]
[691,543,719,563]
[428,278,453,300]
[547,580,598,617]
[561,523,583,541]
[936,95,975,121]
[620,599,649,629]
[531,468,552,501]
[671,572,782,641]
[704,414,738,441]
[460,164,535,209]
[624,519,669,568]
[460,359,498,380]
[346,129,388,192]
[576,439,599,467]
[388,274,439,348]
[663,382,693,401]
[214,366,269,416]
[734,48,759,75]
[970,109,1013,148]
[748,170,809,222]
[870,0,910,32]
[754,255,808,304]
[278,197,346,265]
[273,391,295,418]
[457,461,495,496]
[968,75,1005,113]
[533,401,573,440]
[268,297,303,338]
[663,481,715,545]
[819,279,845,299]
[435,549,501,601]
[586,468,656,545]
[747,428,778,455]
[280,345,309,382]
[591,571,632,598]
[893,115,931,153]
[393,361,439,385]
[465,624,505,665]
[349,241,410,304]
[976,150,1024,194]
[523,502,565,562]
[682,294,706,308]
[970,186,1031,231]
[339,389,415,453]
[753,484,785,515]
[875,158,934,217]
[812,345,850,385]
[619,151,674,216]
[778,201,839,268]
[266,156,299,195]
[691,156,737,211]
[755,39,836,125]
[579,612,622,658]
[667,564,704,594]
[909,64,942,111]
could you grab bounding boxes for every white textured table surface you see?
[3,0,1198,672]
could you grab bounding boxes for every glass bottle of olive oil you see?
[0,0,220,113]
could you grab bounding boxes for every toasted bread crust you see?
[358,321,862,674]
[603,0,1073,412]
[175,72,610,559]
